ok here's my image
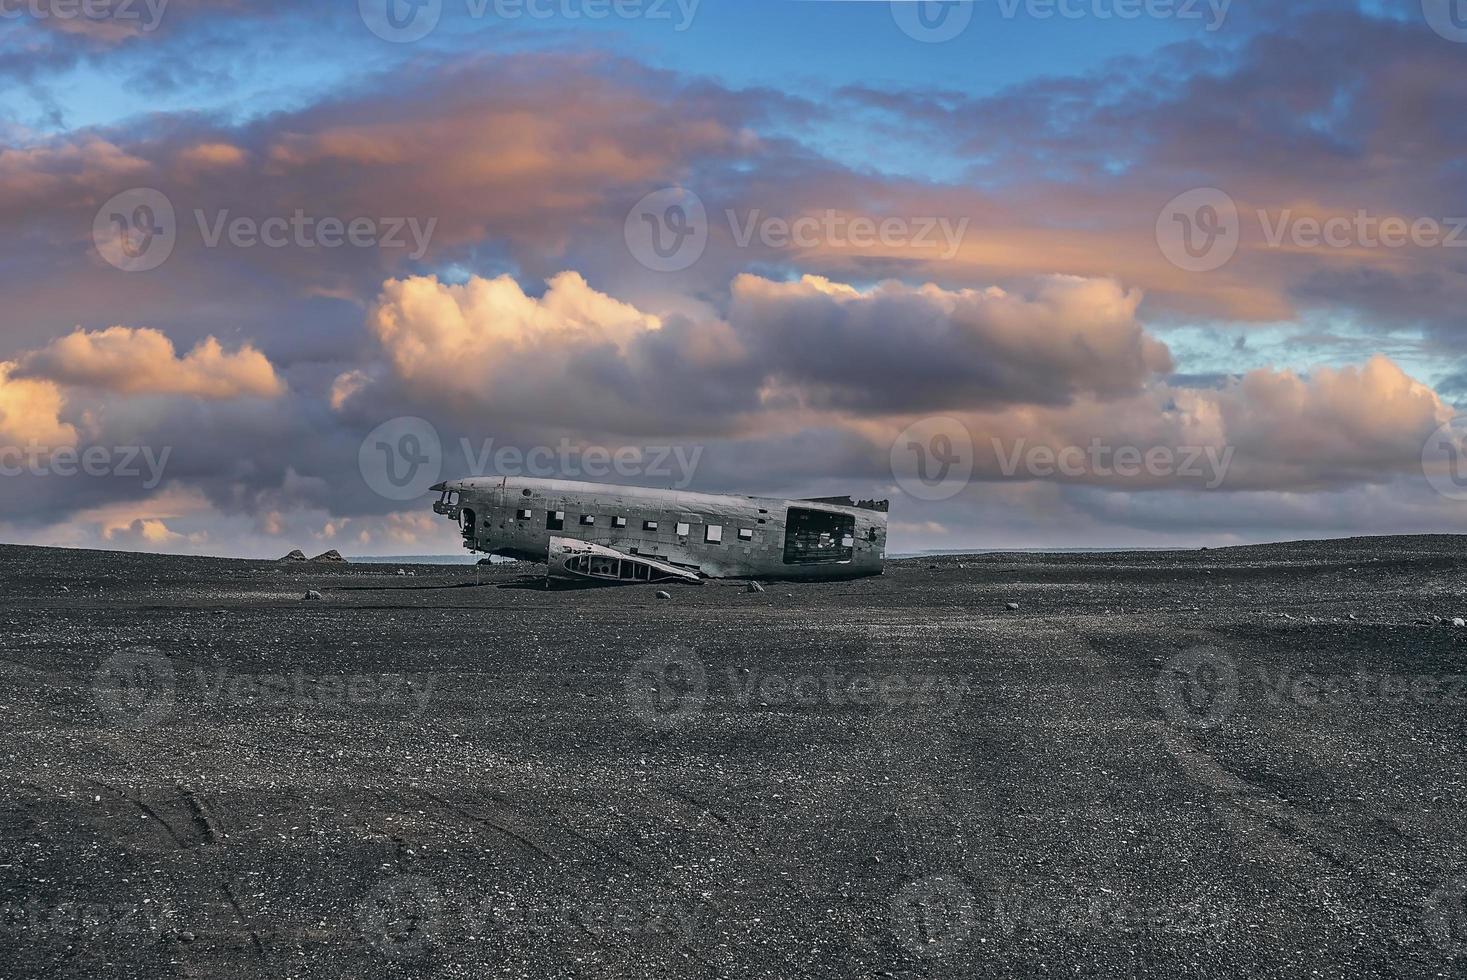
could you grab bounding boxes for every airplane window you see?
[675,522,690,536]
[518,509,532,520]
[705,525,723,544]
[612,516,627,528]
[546,511,565,531]
[580,515,596,526]
[644,520,659,531]
[738,528,753,541]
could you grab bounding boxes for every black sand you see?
[1,537,1465,978]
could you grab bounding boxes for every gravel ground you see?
[1,536,1465,979]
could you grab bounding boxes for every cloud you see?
[346,270,1176,434]
[20,327,285,399]
[727,273,1171,413]
[0,361,75,446]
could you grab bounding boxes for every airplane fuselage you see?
[432,477,886,580]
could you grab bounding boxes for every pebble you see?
[303,590,323,601]
[746,581,766,594]
[1006,602,1020,611]
[655,591,672,600]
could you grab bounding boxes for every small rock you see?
[746,581,766,593]
[396,569,406,576]
[655,591,672,600]
[1006,602,1020,611]
[1455,618,1466,629]
[303,590,323,601]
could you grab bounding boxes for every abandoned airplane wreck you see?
[432,477,888,584]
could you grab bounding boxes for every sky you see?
[1,0,1466,558]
